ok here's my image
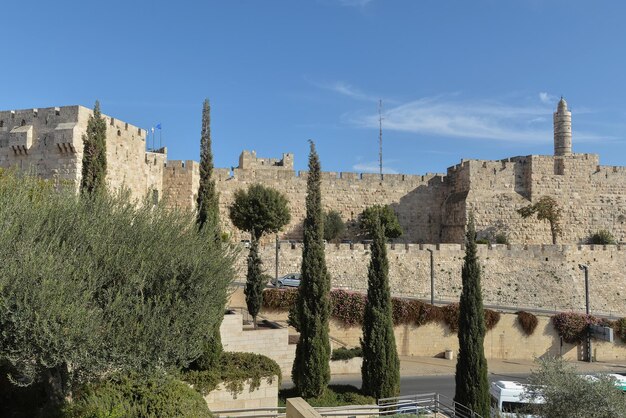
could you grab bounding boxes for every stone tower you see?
[553,97,572,156]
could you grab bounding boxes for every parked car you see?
[272,273,301,288]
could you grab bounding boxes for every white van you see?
[490,380,543,418]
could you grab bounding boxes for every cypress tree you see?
[292,140,331,398]
[197,99,220,237]
[80,100,107,196]
[244,237,264,328]
[361,216,400,399]
[195,99,223,368]
[454,215,490,417]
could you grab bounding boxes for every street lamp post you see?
[579,264,592,362]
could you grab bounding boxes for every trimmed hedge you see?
[65,373,211,418]
[183,351,281,396]
[263,288,501,332]
[331,347,363,361]
[516,311,539,336]
[279,385,374,407]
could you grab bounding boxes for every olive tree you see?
[0,172,234,405]
[359,204,403,240]
[518,196,562,244]
[229,184,290,327]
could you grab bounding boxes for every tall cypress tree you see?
[80,100,107,196]
[292,140,331,398]
[244,237,264,328]
[195,99,223,369]
[197,99,220,237]
[361,216,400,399]
[454,215,490,416]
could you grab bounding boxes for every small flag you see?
[151,127,155,134]
[155,123,162,130]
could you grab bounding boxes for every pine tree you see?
[197,99,220,237]
[244,237,264,328]
[80,100,107,196]
[454,215,490,417]
[361,216,400,399]
[292,140,331,398]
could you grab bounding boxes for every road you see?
[282,372,531,400]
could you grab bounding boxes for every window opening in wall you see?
[0,121,3,127]
[125,122,128,130]
[152,189,159,206]
[110,118,115,126]
[117,129,121,136]
[21,119,26,126]
[55,108,60,116]
[33,110,38,117]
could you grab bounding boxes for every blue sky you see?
[2,1,626,174]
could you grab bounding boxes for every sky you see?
[2,1,626,175]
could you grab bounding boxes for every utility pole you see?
[378,99,383,180]
[579,264,592,362]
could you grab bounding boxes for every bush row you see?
[552,312,626,344]
[263,288,501,332]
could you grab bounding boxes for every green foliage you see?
[189,326,223,372]
[182,352,281,396]
[228,184,291,241]
[291,141,331,398]
[359,204,403,240]
[323,210,346,241]
[552,312,598,344]
[587,229,617,245]
[475,238,490,245]
[80,100,108,196]
[64,373,211,418]
[0,172,233,403]
[516,311,539,336]
[196,99,220,237]
[331,347,363,361]
[229,183,289,326]
[361,217,400,399]
[263,288,501,332]
[245,239,264,327]
[279,385,374,407]
[518,196,562,244]
[454,216,490,417]
[526,357,626,418]
[494,233,509,245]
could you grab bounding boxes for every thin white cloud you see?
[349,95,611,143]
[305,77,380,102]
[539,91,557,104]
[353,161,398,174]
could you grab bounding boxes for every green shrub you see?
[183,352,281,396]
[484,309,501,331]
[331,347,363,361]
[279,385,374,407]
[494,233,509,245]
[552,312,598,344]
[64,373,211,418]
[475,238,490,245]
[323,210,346,242]
[587,230,616,245]
[516,311,539,336]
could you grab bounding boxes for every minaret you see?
[553,97,572,156]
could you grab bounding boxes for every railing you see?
[212,393,482,418]
[378,393,483,418]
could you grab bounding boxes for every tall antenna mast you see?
[378,99,383,180]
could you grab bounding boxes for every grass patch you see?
[279,385,375,407]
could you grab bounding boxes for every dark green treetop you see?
[196,99,220,236]
[359,204,403,240]
[80,100,108,196]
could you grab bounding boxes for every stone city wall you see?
[238,243,626,316]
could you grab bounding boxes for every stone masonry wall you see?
[241,243,626,316]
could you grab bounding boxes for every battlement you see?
[238,150,294,170]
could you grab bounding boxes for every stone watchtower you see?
[553,97,572,156]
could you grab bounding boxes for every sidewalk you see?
[398,355,626,377]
